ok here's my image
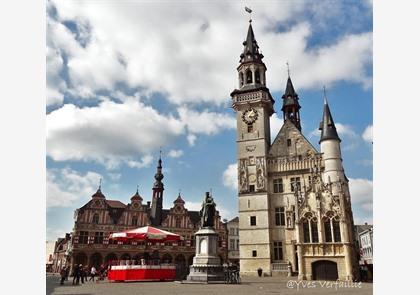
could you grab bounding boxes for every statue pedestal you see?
[186,227,224,282]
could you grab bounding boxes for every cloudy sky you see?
[46,0,373,241]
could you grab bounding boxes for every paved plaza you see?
[46,274,372,295]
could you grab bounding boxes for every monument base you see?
[186,227,224,283]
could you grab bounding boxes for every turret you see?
[319,92,344,188]
[150,152,164,226]
[281,73,302,131]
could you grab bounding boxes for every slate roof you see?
[105,200,127,209]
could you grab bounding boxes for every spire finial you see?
[245,6,252,22]
[99,178,102,190]
[136,184,139,194]
[159,147,162,160]
[286,61,290,77]
[323,86,328,105]
[178,189,181,196]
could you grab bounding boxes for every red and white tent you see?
[109,226,182,242]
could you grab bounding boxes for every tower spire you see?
[281,67,301,131]
[319,94,340,143]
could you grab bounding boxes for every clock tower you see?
[230,20,275,275]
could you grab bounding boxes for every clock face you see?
[242,108,258,124]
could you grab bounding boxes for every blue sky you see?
[46,0,373,241]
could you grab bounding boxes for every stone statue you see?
[200,192,216,228]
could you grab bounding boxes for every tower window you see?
[255,70,261,83]
[239,72,244,87]
[273,178,283,193]
[303,220,310,243]
[287,139,292,147]
[333,220,341,242]
[324,219,333,242]
[252,250,257,257]
[246,70,252,84]
[249,185,255,192]
[247,123,253,133]
[275,207,285,226]
[311,219,319,243]
[250,216,256,226]
[273,241,283,261]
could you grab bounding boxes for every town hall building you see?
[231,20,359,280]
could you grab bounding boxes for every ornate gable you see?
[269,119,318,158]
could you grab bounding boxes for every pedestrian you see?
[80,264,85,283]
[89,265,96,282]
[72,264,79,285]
[65,266,69,281]
[84,265,89,283]
[60,267,66,285]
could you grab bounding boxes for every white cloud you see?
[47,98,235,169]
[187,134,197,146]
[47,168,102,208]
[47,99,184,169]
[168,149,184,158]
[362,125,373,143]
[178,107,235,135]
[46,46,67,106]
[48,0,372,106]
[223,163,238,191]
[270,113,284,142]
[349,178,373,212]
[309,122,360,151]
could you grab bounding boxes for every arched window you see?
[92,213,99,224]
[302,213,318,243]
[246,70,252,84]
[255,70,261,83]
[324,214,341,242]
[131,216,138,226]
[239,72,244,87]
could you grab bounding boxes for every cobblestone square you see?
[47,274,372,295]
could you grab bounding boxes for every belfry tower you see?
[230,19,275,274]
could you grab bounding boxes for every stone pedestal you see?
[186,227,224,282]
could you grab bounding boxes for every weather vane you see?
[286,61,290,77]
[136,184,139,193]
[245,6,252,22]
[99,178,102,190]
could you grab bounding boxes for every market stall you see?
[107,226,182,282]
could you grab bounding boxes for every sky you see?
[46,0,373,241]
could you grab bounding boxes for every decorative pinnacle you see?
[99,178,102,190]
[286,61,290,77]
[136,184,139,194]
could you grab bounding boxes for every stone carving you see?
[246,145,257,152]
[256,157,266,190]
[239,159,248,192]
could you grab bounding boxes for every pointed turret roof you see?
[281,76,300,111]
[92,179,105,198]
[319,100,341,143]
[239,21,264,64]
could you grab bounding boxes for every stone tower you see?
[231,19,358,280]
[230,20,275,274]
[150,154,164,226]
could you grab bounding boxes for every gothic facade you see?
[65,157,227,275]
[231,20,358,280]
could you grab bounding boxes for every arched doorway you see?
[312,260,338,281]
[104,253,118,266]
[90,253,102,268]
[74,252,88,267]
[161,253,172,264]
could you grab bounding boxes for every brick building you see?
[65,156,227,275]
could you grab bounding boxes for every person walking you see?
[80,264,85,284]
[89,266,96,282]
[60,267,66,285]
[72,264,79,285]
